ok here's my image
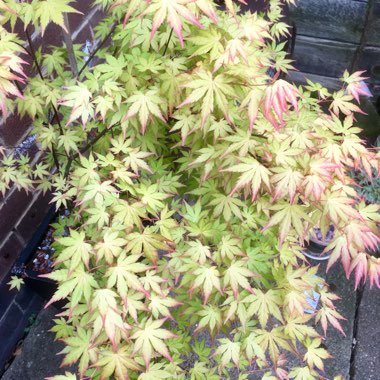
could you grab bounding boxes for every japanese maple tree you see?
[1,0,379,379]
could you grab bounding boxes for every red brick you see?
[16,192,53,243]
[0,233,23,282]
[0,190,33,242]
[0,114,32,147]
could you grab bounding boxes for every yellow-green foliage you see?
[1,1,379,379]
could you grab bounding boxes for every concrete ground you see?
[1,265,378,380]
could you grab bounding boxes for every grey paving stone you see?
[2,306,75,380]
[319,263,357,380]
[352,285,380,380]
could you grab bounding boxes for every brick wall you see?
[0,1,104,282]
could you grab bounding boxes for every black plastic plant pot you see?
[11,205,58,301]
[302,226,334,261]
[22,269,57,301]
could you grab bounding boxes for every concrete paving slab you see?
[322,264,357,380]
[352,284,380,380]
[1,306,75,380]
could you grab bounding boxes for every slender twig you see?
[25,28,64,136]
[63,13,79,76]
[163,28,174,56]
[51,144,61,169]
[77,22,117,78]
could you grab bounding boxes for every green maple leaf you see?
[244,289,283,328]
[126,230,167,263]
[255,327,293,362]
[149,293,180,318]
[44,268,98,307]
[191,266,222,303]
[303,337,331,371]
[209,193,244,221]
[196,305,222,333]
[263,202,314,246]
[95,346,142,380]
[178,70,234,127]
[131,318,176,368]
[185,240,211,265]
[95,229,127,264]
[243,333,266,362]
[289,366,319,380]
[34,0,81,36]
[138,363,172,380]
[56,230,92,270]
[124,89,166,133]
[106,253,150,298]
[60,328,96,376]
[284,315,319,342]
[218,235,242,260]
[61,83,94,126]
[7,276,24,291]
[188,28,223,60]
[137,183,170,214]
[225,157,271,200]
[214,338,241,367]
[113,199,147,230]
[224,260,255,298]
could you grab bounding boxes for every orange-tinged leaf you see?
[225,157,271,200]
[349,252,368,290]
[303,338,331,372]
[224,260,256,299]
[131,318,176,368]
[144,0,202,47]
[106,253,151,298]
[191,266,222,303]
[244,289,283,327]
[95,346,142,380]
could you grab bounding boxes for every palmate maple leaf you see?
[131,318,176,368]
[342,70,372,103]
[126,231,168,263]
[0,54,27,116]
[91,288,130,347]
[143,0,203,47]
[271,167,304,203]
[224,260,256,299]
[190,265,222,303]
[244,289,283,327]
[55,230,92,271]
[263,202,314,246]
[106,253,151,298]
[225,157,271,200]
[349,252,368,290]
[177,69,234,127]
[95,346,142,380]
[60,328,97,376]
[303,337,331,371]
[329,90,364,116]
[124,89,166,134]
[215,338,241,367]
[34,0,81,36]
[264,79,300,128]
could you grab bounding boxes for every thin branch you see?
[63,13,79,76]
[77,22,117,78]
[25,28,64,136]
[163,28,174,56]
